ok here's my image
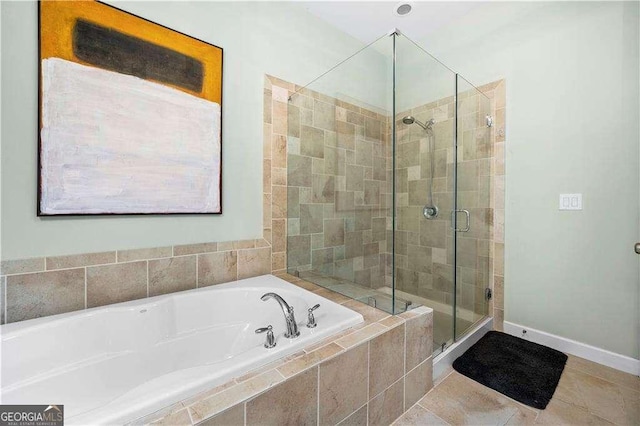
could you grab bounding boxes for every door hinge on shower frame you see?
[485,288,492,301]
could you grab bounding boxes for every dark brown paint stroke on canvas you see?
[72,19,204,92]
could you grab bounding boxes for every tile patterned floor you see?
[393,355,640,425]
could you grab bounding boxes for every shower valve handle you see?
[307,304,320,328]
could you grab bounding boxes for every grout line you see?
[83,267,87,309]
[4,277,7,324]
[146,261,150,298]
[366,342,370,402]
[366,402,369,426]
[196,255,199,288]
[186,407,195,426]
[317,365,320,425]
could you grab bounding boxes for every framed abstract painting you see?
[38,0,223,215]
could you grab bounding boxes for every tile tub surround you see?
[135,273,434,426]
[264,75,393,289]
[267,75,506,331]
[0,239,271,323]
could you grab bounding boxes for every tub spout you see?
[261,292,300,338]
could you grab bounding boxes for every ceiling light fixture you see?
[394,2,413,17]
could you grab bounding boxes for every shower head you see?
[402,116,416,125]
[402,116,435,130]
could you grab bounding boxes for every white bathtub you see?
[0,275,363,425]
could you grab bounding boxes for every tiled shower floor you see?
[393,354,640,425]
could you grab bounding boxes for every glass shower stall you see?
[286,31,493,356]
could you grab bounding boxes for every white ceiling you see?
[301,1,488,44]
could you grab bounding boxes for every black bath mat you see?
[452,331,567,409]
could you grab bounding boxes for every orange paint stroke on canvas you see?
[40,0,222,103]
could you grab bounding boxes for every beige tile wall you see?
[264,76,391,289]
[0,239,271,323]
[134,274,434,426]
[480,79,506,331]
[267,76,506,331]
[393,88,495,321]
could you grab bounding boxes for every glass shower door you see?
[454,76,492,339]
[285,35,399,313]
[394,34,457,355]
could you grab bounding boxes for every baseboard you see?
[503,321,640,376]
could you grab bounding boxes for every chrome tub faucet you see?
[261,292,300,338]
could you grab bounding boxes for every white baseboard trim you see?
[503,321,640,376]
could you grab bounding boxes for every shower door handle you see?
[451,209,470,232]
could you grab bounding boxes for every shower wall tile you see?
[287,235,311,267]
[287,104,300,138]
[271,185,287,219]
[268,80,390,287]
[263,89,272,124]
[272,101,288,135]
[287,154,312,187]
[324,219,345,247]
[272,252,286,271]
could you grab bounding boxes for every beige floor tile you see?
[418,372,537,426]
[393,404,449,425]
[505,406,538,425]
[535,399,613,425]
[566,355,640,392]
[619,386,640,426]
[554,368,589,410]
[563,368,635,425]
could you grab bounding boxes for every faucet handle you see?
[307,304,320,328]
[255,325,276,348]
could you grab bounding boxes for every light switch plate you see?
[559,194,582,210]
